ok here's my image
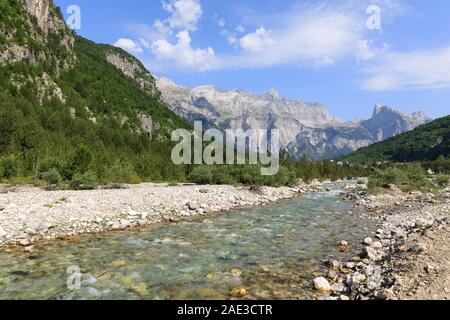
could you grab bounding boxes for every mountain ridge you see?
[156,77,432,160]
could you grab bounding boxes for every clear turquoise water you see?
[0,188,371,300]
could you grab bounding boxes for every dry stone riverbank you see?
[0,182,324,248]
[314,184,450,300]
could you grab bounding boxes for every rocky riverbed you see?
[313,183,450,300]
[0,182,324,248]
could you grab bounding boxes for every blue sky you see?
[54,0,450,120]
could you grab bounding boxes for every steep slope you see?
[342,115,450,163]
[156,78,431,160]
[0,0,189,182]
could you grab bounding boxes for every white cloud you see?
[227,36,237,45]
[356,40,376,61]
[151,31,215,71]
[215,6,364,69]
[362,46,450,91]
[239,27,275,52]
[138,38,150,49]
[161,0,203,32]
[153,19,172,36]
[235,25,245,33]
[114,38,143,55]
[217,17,226,28]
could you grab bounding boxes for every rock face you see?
[25,0,51,29]
[106,52,159,98]
[362,105,431,142]
[1,0,75,79]
[156,78,431,160]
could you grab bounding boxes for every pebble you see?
[231,288,248,298]
[371,241,383,249]
[363,237,373,245]
[338,240,348,247]
[313,277,332,293]
[325,259,341,270]
[331,283,345,293]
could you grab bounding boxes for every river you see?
[0,186,371,300]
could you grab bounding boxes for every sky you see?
[54,0,450,120]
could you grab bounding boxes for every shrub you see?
[404,163,428,187]
[437,175,449,187]
[41,168,62,185]
[189,166,213,184]
[37,158,68,180]
[0,155,18,178]
[368,163,428,192]
[212,167,237,185]
[70,171,97,190]
[70,143,92,174]
[105,160,140,184]
[274,166,297,187]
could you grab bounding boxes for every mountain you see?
[156,78,431,160]
[342,115,450,163]
[0,0,189,182]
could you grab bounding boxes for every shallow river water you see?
[0,187,372,300]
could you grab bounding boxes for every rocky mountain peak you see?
[156,79,431,160]
[373,104,394,116]
[266,89,279,100]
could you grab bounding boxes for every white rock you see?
[313,277,332,293]
[363,237,373,245]
[371,241,383,249]
[331,283,345,293]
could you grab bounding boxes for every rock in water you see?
[231,288,248,298]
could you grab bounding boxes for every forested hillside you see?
[0,0,191,186]
[342,115,450,163]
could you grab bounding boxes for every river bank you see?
[314,184,450,300]
[0,182,326,248]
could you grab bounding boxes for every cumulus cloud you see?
[151,31,215,71]
[160,0,203,32]
[361,46,450,91]
[114,38,143,55]
[214,6,364,69]
[239,27,275,52]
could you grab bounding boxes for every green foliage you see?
[41,168,62,186]
[105,160,140,184]
[189,166,214,185]
[0,155,18,178]
[295,155,365,182]
[37,158,68,179]
[0,0,191,188]
[368,163,428,192]
[70,143,92,175]
[436,175,449,187]
[70,171,98,190]
[429,155,450,174]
